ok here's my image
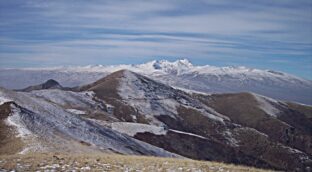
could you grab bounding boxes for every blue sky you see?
[0,0,312,79]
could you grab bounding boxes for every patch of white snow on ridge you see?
[118,70,227,123]
[169,129,207,139]
[118,70,178,125]
[29,90,96,108]
[222,130,239,147]
[0,96,12,105]
[4,105,44,154]
[118,70,146,100]
[66,109,86,115]
[137,59,193,75]
[172,86,211,96]
[111,122,167,136]
[252,93,281,117]
[0,89,13,105]
[191,106,228,122]
[5,106,32,138]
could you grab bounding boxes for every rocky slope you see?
[0,70,311,171]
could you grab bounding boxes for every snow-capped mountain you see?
[135,59,312,105]
[1,59,311,104]
[1,70,312,171]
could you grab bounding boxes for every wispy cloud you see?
[0,0,311,78]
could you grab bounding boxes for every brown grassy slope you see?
[154,105,309,171]
[232,126,312,171]
[195,92,285,131]
[0,153,273,172]
[195,92,312,155]
[76,70,125,99]
[157,106,229,139]
[287,102,312,118]
[134,129,273,170]
[0,102,24,155]
[76,70,150,124]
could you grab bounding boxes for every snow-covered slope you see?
[0,87,179,157]
[1,59,311,104]
[111,122,167,137]
[117,70,228,125]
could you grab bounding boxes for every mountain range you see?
[1,59,311,105]
[0,69,311,171]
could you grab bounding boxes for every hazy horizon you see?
[0,57,311,80]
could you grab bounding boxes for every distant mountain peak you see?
[43,79,61,88]
[138,59,193,75]
[175,58,193,65]
[138,59,291,78]
[19,79,63,92]
[151,59,193,69]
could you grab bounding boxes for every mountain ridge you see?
[2,59,308,80]
[1,59,311,105]
[4,59,309,81]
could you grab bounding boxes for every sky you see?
[0,0,312,79]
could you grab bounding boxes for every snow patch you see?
[66,108,86,115]
[118,70,179,125]
[3,105,44,154]
[40,164,61,170]
[190,106,228,122]
[0,96,12,105]
[118,70,226,124]
[111,122,167,136]
[30,90,97,109]
[5,106,32,138]
[0,90,13,105]
[222,130,239,147]
[81,166,91,170]
[169,129,207,139]
[172,86,211,96]
[252,93,281,117]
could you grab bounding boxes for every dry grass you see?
[287,102,312,118]
[0,102,24,155]
[0,153,274,172]
[0,122,24,155]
